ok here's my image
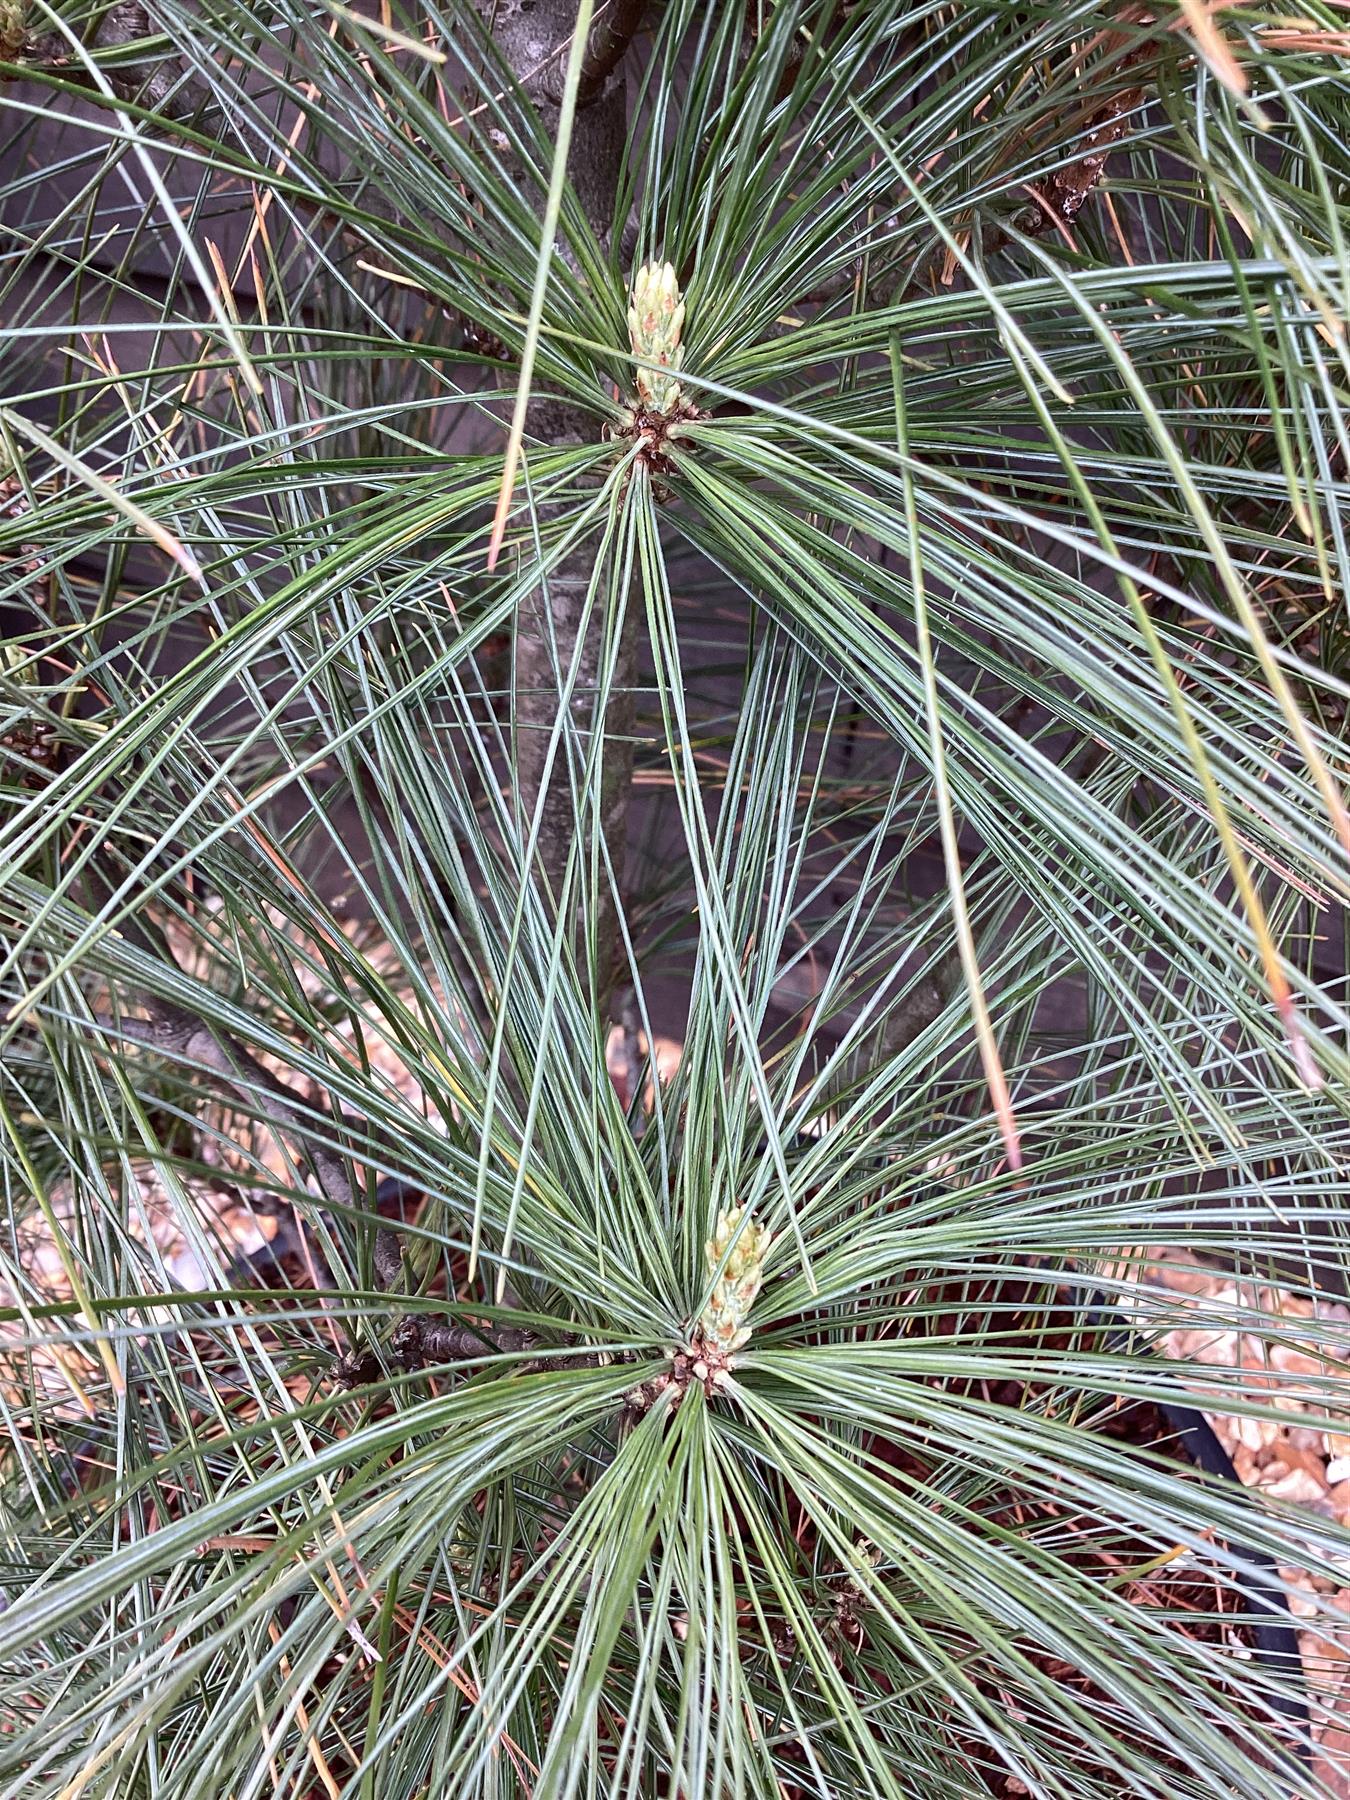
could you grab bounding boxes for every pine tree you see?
[2,4,1349,1794]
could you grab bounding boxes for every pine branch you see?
[92,997,357,1221]
[10,0,216,127]
[92,997,561,1374]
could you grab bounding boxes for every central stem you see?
[486,1,640,1013]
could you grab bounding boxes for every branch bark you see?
[550,0,647,106]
